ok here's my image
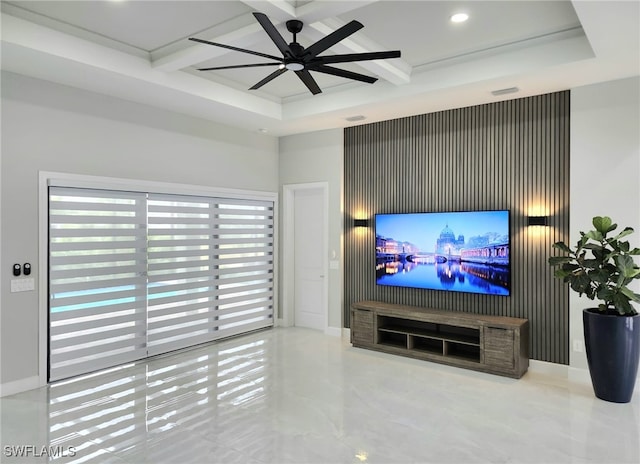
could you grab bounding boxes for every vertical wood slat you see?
[344,91,570,365]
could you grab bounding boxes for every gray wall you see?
[279,129,343,328]
[1,71,638,392]
[344,92,570,364]
[0,72,279,388]
[570,77,640,372]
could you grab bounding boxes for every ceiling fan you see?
[189,12,401,95]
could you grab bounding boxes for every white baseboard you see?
[0,375,42,397]
[324,326,342,337]
[529,359,574,377]
[529,360,640,392]
[528,360,591,388]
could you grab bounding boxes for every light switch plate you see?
[11,278,35,293]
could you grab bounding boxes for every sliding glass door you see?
[49,188,148,381]
[49,187,274,381]
[146,194,275,356]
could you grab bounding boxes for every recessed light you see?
[450,13,469,23]
[345,115,366,122]
[258,128,268,134]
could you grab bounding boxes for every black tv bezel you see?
[374,209,511,296]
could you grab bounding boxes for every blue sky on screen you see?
[375,211,509,251]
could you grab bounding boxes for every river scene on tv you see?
[375,211,510,295]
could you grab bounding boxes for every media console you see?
[351,301,529,378]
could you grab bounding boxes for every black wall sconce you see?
[354,218,369,228]
[527,216,549,226]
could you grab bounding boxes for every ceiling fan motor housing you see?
[286,20,304,35]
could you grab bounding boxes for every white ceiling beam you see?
[152,1,298,72]
[239,0,295,21]
[239,0,381,23]
[153,0,406,82]
[152,14,265,72]
[1,13,281,119]
[296,0,381,23]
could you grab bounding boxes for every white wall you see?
[0,72,279,392]
[279,129,343,329]
[570,76,640,373]
[3,70,638,394]
[278,77,640,361]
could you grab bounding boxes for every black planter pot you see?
[583,309,640,403]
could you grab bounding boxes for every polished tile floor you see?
[1,327,639,464]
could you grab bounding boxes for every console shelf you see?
[351,301,529,378]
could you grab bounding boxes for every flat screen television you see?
[375,210,510,295]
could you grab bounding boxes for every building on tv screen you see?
[375,211,510,295]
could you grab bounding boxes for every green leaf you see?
[592,247,606,262]
[560,263,580,273]
[612,293,634,315]
[552,242,572,253]
[549,217,640,315]
[615,255,637,277]
[588,269,610,284]
[548,256,572,266]
[620,287,640,302]
[585,230,604,242]
[592,216,613,235]
[597,287,616,304]
[614,227,634,241]
[616,273,629,288]
[582,259,600,269]
[570,273,593,296]
[625,268,640,279]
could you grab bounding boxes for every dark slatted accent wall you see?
[344,92,570,364]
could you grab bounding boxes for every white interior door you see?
[292,187,327,330]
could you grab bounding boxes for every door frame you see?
[281,182,329,331]
[38,171,278,389]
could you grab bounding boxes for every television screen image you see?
[375,210,510,295]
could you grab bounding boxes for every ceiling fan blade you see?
[316,50,401,65]
[295,70,322,95]
[189,37,283,62]
[304,20,364,58]
[250,67,288,90]
[311,65,378,84]
[198,63,283,71]
[252,12,293,57]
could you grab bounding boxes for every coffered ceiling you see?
[1,1,638,136]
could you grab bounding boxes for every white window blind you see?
[49,187,275,381]
[49,188,148,381]
[147,194,274,356]
[210,199,275,334]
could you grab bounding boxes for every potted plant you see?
[549,216,640,403]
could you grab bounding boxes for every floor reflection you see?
[45,336,269,463]
[1,327,639,464]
